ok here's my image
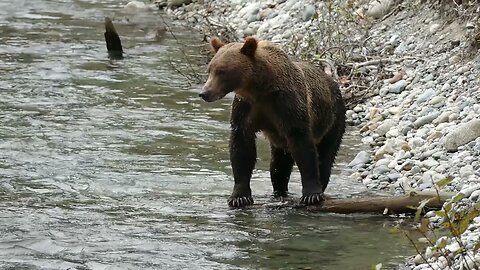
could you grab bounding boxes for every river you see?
[0,1,413,269]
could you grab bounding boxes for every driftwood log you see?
[261,191,453,215]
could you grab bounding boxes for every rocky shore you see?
[155,0,480,268]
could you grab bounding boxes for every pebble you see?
[302,5,316,21]
[459,164,475,178]
[413,112,440,127]
[388,80,408,94]
[429,23,441,33]
[376,119,395,136]
[415,88,436,104]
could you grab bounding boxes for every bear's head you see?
[199,37,258,102]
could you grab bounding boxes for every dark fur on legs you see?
[270,146,294,197]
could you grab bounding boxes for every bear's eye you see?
[216,69,226,76]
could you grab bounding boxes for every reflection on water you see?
[0,0,413,269]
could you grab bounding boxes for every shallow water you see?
[0,1,414,269]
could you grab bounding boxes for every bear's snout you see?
[199,91,211,102]
[199,89,218,102]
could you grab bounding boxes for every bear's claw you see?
[300,193,325,206]
[228,196,254,208]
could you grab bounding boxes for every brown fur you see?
[200,37,346,207]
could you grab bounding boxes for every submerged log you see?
[104,17,123,59]
[263,191,454,215]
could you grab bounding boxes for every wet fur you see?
[204,37,346,207]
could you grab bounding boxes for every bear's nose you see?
[199,91,209,101]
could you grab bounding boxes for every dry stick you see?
[347,56,421,69]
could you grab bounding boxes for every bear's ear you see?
[240,37,257,57]
[210,37,225,53]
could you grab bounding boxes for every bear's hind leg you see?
[270,145,294,198]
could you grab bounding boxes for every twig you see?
[404,232,435,269]
[157,13,203,83]
[347,56,420,69]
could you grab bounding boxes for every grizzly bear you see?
[199,37,346,207]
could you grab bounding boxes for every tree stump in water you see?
[104,17,123,60]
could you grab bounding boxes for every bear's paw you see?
[228,196,254,208]
[300,193,326,206]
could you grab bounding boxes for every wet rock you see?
[348,151,371,168]
[443,119,480,152]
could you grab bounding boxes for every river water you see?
[0,1,414,269]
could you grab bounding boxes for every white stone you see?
[422,159,439,169]
[459,164,475,178]
[443,119,480,152]
[366,0,393,19]
[302,4,316,21]
[429,23,441,33]
[445,242,461,253]
[348,151,371,168]
[414,112,441,128]
[124,1,151,12]
[459,184,480,198]
[376,119,395,136]
[416,88,436,104]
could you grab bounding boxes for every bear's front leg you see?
[287,129,325,205]
[228,126,256,207]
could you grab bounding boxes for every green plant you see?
[401,177,480,269]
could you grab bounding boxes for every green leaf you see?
[435,210,446,217]
[437,238,447,249]
[389,227,401,234]
[458,218,471,235]
[451,193,465,203]
[443,202,452,213]
[416,199,432,221]
[420,218,430,234]
[474,202,480,209]
[436,176,453,188]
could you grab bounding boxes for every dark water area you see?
[0,1,414,269]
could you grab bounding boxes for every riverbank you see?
[157,0,480,268]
